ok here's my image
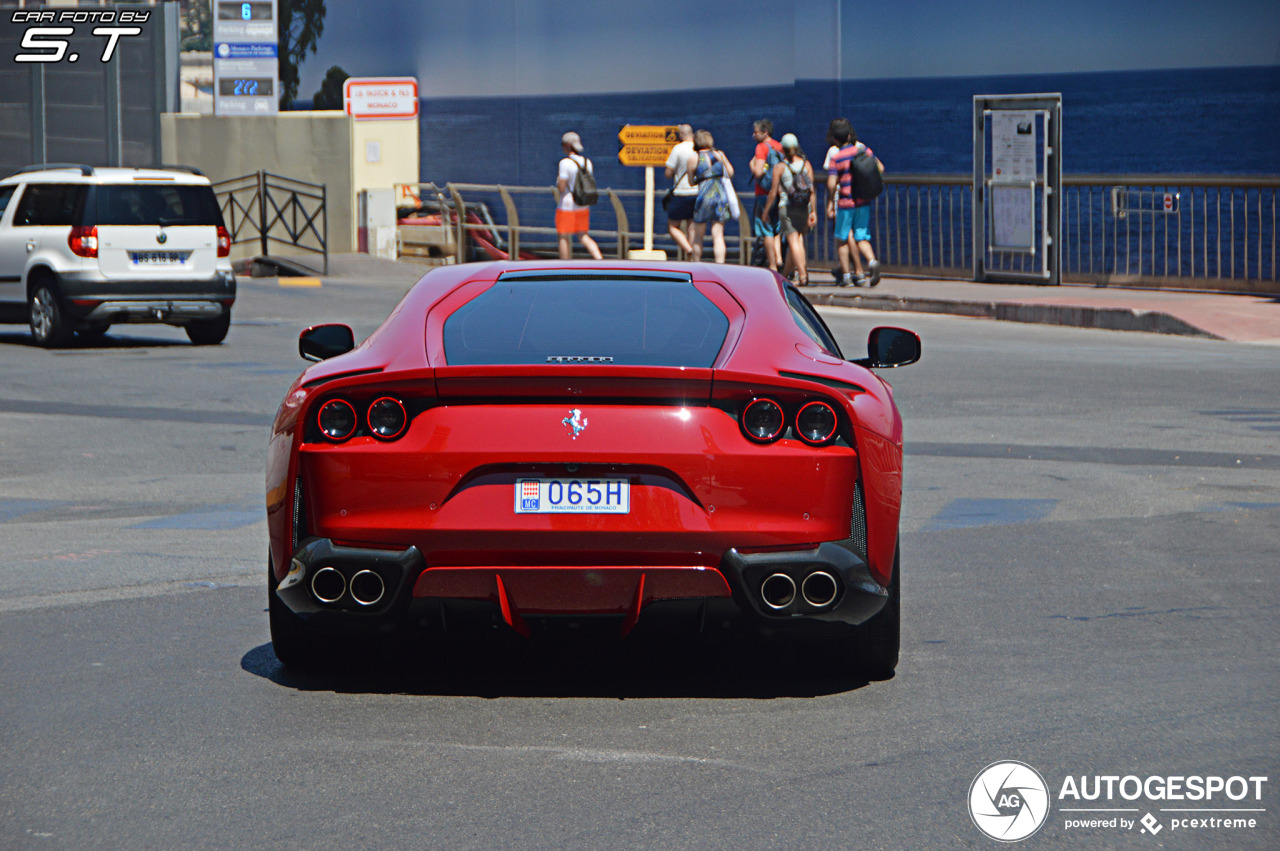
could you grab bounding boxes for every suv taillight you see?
[68,225,98,258]
[216,225,231,257]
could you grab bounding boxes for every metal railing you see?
[1063,176,1278,291]
[212,170,328,276]
[398,182,760,266]
[398,176,1278,293]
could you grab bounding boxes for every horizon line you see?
[318,62,1278,102]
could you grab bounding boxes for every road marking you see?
[0,499,67,523]
[279,277,322,287]
[131,503,263,530]
[922,497,1058,531]
[0,572,259,613]
[0,397,271,426]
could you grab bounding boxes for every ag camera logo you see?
[969,761,1051,842]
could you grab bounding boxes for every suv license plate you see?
[130,251,187,264]
[514,478,630,514]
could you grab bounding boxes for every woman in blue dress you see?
[687,129,735,262]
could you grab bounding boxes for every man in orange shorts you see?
[556,132,603,260]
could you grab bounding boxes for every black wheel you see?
[77,323,111,343]
[29,277,74,348]
[185,311,231,345]
[268,558,332,671]
[834,541,900,680]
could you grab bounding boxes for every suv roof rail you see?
[8,163,95,177]
[148,164,205,176]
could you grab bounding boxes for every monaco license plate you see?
[514,478,630,514]
[130,251,188,264]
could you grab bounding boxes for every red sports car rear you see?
[265,262,919,676]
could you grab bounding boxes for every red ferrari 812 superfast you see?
[266,262,920,676]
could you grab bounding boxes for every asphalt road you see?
[1,272,1277,849]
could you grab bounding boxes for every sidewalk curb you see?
[806,290,1223,340]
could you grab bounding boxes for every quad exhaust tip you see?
[310,566,346,604]
[801,571,839,608]
[349,569,386,607]
[761,573,797,610]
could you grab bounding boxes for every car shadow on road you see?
[239,635,880,699]
[0,330,189,349]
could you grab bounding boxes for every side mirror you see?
[855,326,921,368]
[299,324,355,362]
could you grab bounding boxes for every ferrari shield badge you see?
[562,408,588,439]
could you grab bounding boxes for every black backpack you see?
[851,149,884,201]
[785,161,813,206]
[570,155,598,206]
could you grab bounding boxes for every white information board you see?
[973,94,1061,283]
[992,111,1036,180]
[990,183,1035,252]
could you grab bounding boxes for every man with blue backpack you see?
[749,119,785,273]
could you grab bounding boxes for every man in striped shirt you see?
[826,119,884,286]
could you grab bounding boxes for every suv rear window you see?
[443,277,730,367]
[94,184,224,226]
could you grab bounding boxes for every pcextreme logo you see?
[969,761,1270,842]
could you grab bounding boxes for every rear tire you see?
[835,542,900,680]
[268,558,331,671]
[185,311,231,345]
[29,278,74,348]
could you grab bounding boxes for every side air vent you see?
[291,476,307,553]
[849,479,867,558]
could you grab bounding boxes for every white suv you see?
[0,164,236,347]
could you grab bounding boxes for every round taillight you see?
[741,397,785,442]
[367,397,406,440]
[796,400,839,445]
[317,399,357,441]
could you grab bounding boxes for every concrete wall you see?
[161,112,419,259]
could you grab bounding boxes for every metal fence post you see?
[321,181,329,276]
[498,186,519,260]
[607,189,629,258]
[258,170,268,258]
[447,184,467,264]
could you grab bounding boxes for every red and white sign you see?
[343,77,419,120]
[1163,193,1174,211]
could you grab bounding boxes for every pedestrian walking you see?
[687,129,735,263]
[826,119,883,286]
[749,119,784,272]
[663,124,696,257]
[556,131,603,260]
[762,133,817,285]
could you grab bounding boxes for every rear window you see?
[12,184,87,226]
[443,277,730,367]
[94,184,224,226]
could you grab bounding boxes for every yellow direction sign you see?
[618,144,677,167]
[618,125,679,167]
